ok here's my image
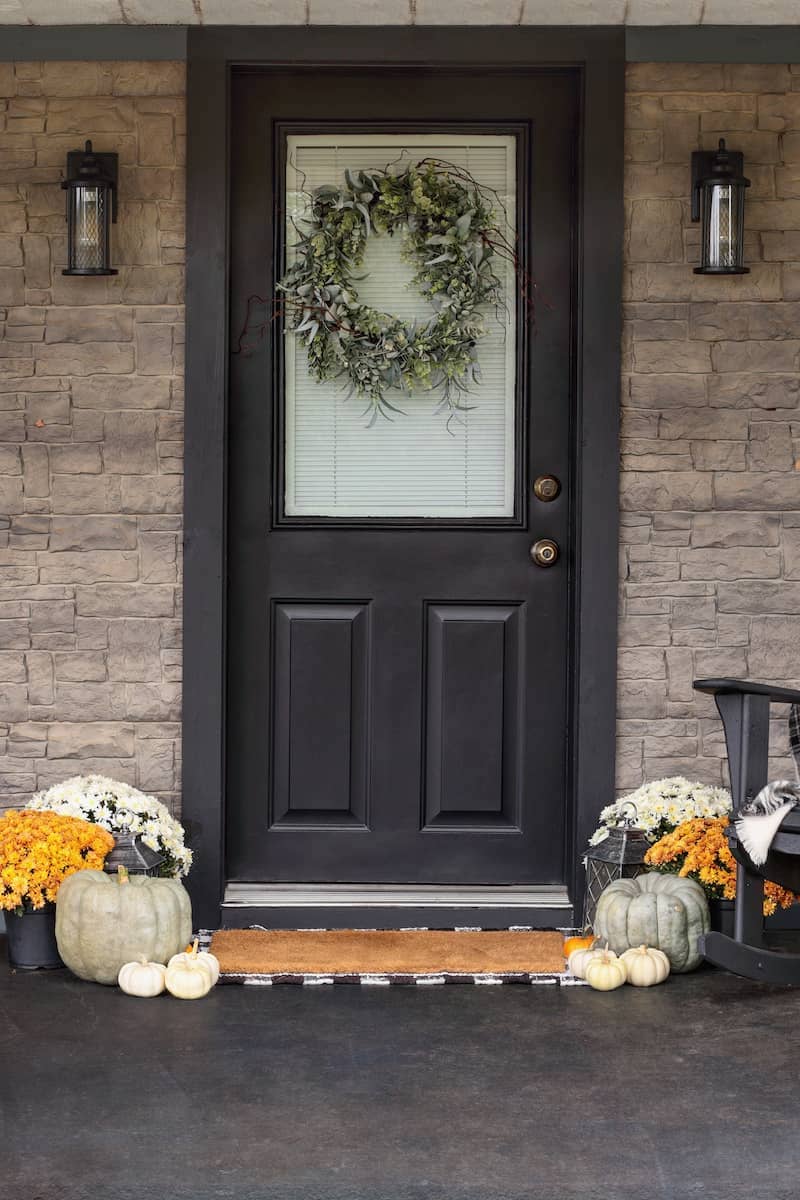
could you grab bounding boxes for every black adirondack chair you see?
[693,678,800,984]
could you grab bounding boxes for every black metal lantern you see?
[103,812,165,877]
[582,803,651,929]
[61,140,118,277]
[691,138,750,275]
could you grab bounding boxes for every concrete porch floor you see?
[2,934,798,1200]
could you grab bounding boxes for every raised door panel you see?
[272,602,369,828]
[424,603,523,831]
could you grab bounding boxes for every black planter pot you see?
[5,903,64,970]
[709,899,735,938]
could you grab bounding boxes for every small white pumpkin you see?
[118,956,167,998]
[568,945,616,980]
[168,939,220,986]
[620,944,670,988]
[584,948,627,992]
[165,954,213,1000]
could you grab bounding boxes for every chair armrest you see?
[693,678,800,706]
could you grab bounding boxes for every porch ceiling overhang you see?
[1,0,799,26]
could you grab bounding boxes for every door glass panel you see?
[283,134,517,519]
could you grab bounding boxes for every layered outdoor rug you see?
[208,927,567,985]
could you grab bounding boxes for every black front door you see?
[226,67,578,888]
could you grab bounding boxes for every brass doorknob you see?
[530,539,559,567]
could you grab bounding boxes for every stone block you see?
[626,64,724,92]
[50,516,137,553]
[75,618,109,650]
[0,236,23,268]
[53,652,107,682]
[748,616,800,681]
[715,472,800,510]
[72,375,171,411]
[691,442,747,471]
[141,532,177,583]
[30,601,74,635]
[748,422,794,472]
[47,721,135,759]
[39,551,138,586]
[0,477,24,515]
[722,63,791,92]
[660,409,748,441]
[0,653,26,683]
[718,581,800,614]
[0,269,24,307]
[707,373,798,410]
[51,475,121,515]
[672,598,717,629]
[691,513,779,548]
[76,585,175,618]
[618,647,666,679]
[45,307,133,344]
[136,739,174,791]
[124,682,181,721]
[108,619,162,683]
[620,471,713,511]
[0,621,30,649]
[627,200,683,262]
[46,99,135,135]
[25,650,52,705]
[104,412,158,475]
[52,682,127,721]
[35,343,135,378]
[633,341,713,374]
[711,340,800,373]
[138,114,175,167]
[679,547,780,582]
[116,202,160,268]
[49,446,103,475]
[135,324,173,375]
[110,62,185,97]
[120,476,181,514]
[627,375,706,408]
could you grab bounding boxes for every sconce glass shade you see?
[692,139,750,276]
[62,141,118,277]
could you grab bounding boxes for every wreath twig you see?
[277,159,520,425]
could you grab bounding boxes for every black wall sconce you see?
[691,138,750,275]
[61,140,118,277]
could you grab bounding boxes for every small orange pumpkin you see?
[563,933,595,958]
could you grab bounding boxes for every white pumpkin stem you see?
[118,864,130,885]
[190,938,199,957]
[138,955,148,965]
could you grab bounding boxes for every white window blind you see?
[284,134,517,518]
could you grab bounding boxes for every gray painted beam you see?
[0,24,187,59]
[1,24,800,62]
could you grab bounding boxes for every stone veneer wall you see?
[619,62,800,792]
[2,58,800,815]
[0,61,184,813]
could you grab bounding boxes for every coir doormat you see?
[208,927,567,985]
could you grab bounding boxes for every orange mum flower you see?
[645,816,798,918]
[0,809,114,914]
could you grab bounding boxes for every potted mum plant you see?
[590,777,732,847]
[644,816,799,932]
[0,809,114,969]
[27,774,192,878]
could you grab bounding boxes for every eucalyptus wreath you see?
[278,160,514,424]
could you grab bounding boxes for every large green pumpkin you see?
[593,872,710,973]
[55,869,192,984]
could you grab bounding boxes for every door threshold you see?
[223,883,571,909]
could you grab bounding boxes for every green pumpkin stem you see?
[117,865,130,885]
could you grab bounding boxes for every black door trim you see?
[183,26,624,928]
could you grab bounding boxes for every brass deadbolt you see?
[530,538,559,567]
[533,475,561,502]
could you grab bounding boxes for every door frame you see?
[183,25,625,930]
